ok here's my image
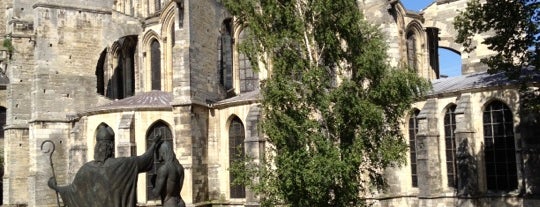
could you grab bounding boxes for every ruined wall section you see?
[422,0,496,75]
[32,5,112,120]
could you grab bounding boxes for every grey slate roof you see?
[88,90,173,113]
[430,69,540,95]
[214,89,260,107]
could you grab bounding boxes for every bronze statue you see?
[151,141,186,207]
[47,124,161,207]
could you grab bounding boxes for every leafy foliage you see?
[224,1,429,206]
[455,0,540,112]
[2,38,14,55]
[455,0,540,77]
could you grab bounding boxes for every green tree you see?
[224,1,429,206]
[455,0,540,77]
[455,0,540,111]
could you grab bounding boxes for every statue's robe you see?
[56,155,153,207]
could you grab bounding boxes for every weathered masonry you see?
[0,0,538,206]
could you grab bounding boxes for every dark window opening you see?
[220,19,233,91]
[238,29,258,93]
[409,109,420,187]
[114,54,125,99]
[96,49,107,95]
[0,107,6,139]
[483,101,517,192]
[406,31,417,71]
[444,105,457,188]
[102,36,137,99]
[146,121,173,201]
[229,117,246,198]
[426,27,440,78]
[151,39,162,90]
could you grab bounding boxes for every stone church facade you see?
[0,0,538,206]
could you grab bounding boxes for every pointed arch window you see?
[444,105,457,188]
[151,39,162,91]
[96,49,107,96]
[229,117,246,198]
[220,19,233,91]
[406,31,417,71]
[409,109,420,187]
[146,121,173,200]
[98,36,137,99]
[238,29,258,93]
[483,101,517,192]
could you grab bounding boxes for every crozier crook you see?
[41,140,61,207]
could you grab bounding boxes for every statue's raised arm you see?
[47,124,161,207]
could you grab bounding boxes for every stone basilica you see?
[0,0,538,206]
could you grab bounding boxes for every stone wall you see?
[422,0,496,75]
[188,0,227,104]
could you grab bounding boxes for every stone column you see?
[173,105,195,205]
[172,104,210,205]
[454,94,478,196]
[3,127,30,206]
[416,98,443,197]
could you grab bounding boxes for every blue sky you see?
[400,0,462,77]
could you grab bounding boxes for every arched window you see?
[220,19,233,91]
[444,105,457,188]
[96,49,107,96]
[99,36,137,99]
[229,117,246,198]
[151,39,161,91]
[146,121,173,201]
[483,101,517,192]
[406,31,417,71]
[409,109,420,187]
[238,29,258,93]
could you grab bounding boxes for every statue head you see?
[94,125,115,162]
[158,141,175,162]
